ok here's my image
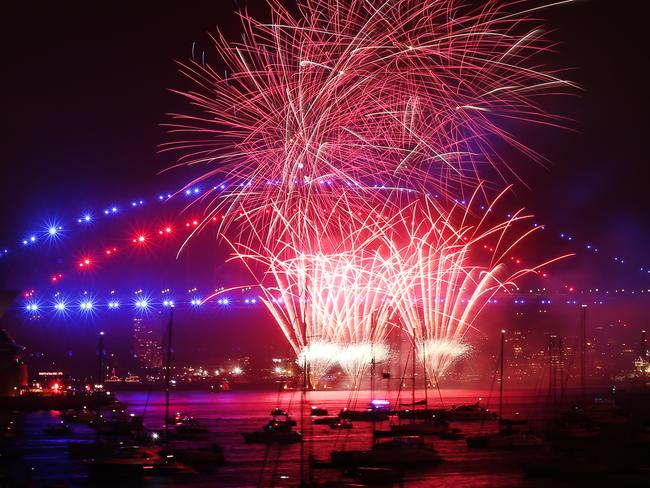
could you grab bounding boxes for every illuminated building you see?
[132,317,162,371]
[633,330,649,379]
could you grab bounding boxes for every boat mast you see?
[370,311,377,445]
[164,306,174,453]
[371,311,377,400]
[499,329,505,421]
[96,330,104,442]
[300,315,309,486]
[423,341,428,409]
[97,331,104,388]
[411,340,416,417]
[300,351,306,486]
[580,304,587,404]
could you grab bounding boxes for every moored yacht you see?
[447,401,497,421]
[270,407,297,426]
[331,435,443,467]
[310,406,328,416]
[175,418,210,436]
[466,428,544,449]
[84,446,195,476]
[242,409,302,443]
[339,400,390,422]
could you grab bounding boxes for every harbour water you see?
[0,388,642,486]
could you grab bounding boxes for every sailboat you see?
[466,330,544,449]
[339,316,391,423]
[162,309,224,466]
[332,320,444,468]
[379,341,450,437]
[242,354,302,444]
[339,400,390,422]
[85,311,204,475]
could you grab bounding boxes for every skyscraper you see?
[132,317,162,371]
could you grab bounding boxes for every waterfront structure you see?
[0,329,28,396]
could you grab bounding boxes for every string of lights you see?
[3,181,650,311]
[22,285,641,320]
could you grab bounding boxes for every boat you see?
[329,418,353,430]
[585,400,629,426]
[84,446,195,477]
[545,418,599,448]
[241,421,302,444]
[339,400,390,422]
[269,407,297,426]
[166,411,192,424]
[104,369,121,384]
[466,428,544,449]
[313,416,341,425]
[61,407,97,423]
[466,330,544,450]
[447,402,497,421]
[45,421,73,435]
[158,307,212,472]
[165,444,224,472]
[393,341,446,424]
[396,407,448,421]
[310,406,328,416]
[389,418,449,435]
[331,436,443,467]
[242,409,302,443]
[93,412,144,435]
[175,418,210,435]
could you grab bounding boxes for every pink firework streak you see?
[383,188,571,382]
[212,189,571,385]
[164,0,575,243]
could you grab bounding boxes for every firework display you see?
[385,190,567,380]
[167,0,575,382]
[166,0,573,241]
[221,191,568,385]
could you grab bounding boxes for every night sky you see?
[1,0,648,371]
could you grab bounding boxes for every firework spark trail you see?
[165,0,575,244]
[385,189,571,380]
[225,201,400,385]
[219,189,571,385]
[338,342,390,385]
[173,1,575,383]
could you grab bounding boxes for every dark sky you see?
[0,0,647,251]
[0,0,648,370]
